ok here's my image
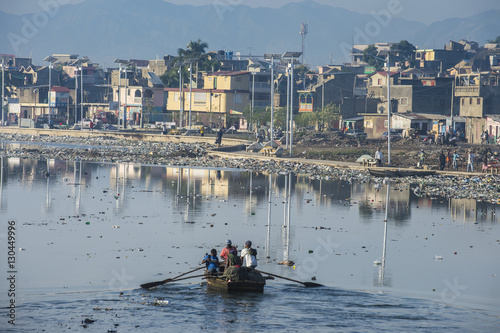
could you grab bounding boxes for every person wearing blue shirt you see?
[202,249,219,274]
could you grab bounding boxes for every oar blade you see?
[140,280,168,289]
[140,266,205,289]
[302,282,323,288]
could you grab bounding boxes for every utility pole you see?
[179,66,183,128]
[300,23,308,65]
[189,61,192,131]
[283,52,302,157]
[387,53,391,165]
[451,78,455,132]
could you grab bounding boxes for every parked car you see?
[346,129,367,139]
[416,129,430,140]
[381,128,404,140]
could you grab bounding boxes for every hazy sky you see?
[1,0,498,24]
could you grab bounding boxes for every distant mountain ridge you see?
[0,0,498,67]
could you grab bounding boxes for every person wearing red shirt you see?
[220,239,237,259]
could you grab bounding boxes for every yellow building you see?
[165,71,250,127]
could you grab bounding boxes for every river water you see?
[0,157,499,332]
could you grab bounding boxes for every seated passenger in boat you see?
[220,239,237,260]
[225,249,242,269]
[241,241,258,269]
[202,249,219,275]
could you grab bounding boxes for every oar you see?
[140,266,205,289]
[163,274,206,283]
[256,270,323,287]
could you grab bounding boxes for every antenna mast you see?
[300,23,308,64]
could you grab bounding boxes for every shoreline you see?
[0,130,499,204]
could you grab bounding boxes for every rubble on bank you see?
[1,133,498,204]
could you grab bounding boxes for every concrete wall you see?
[0,127,250,145]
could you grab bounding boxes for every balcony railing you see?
[250,82,271,90]
[455,86,480,96]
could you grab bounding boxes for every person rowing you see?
[202,249,219,275]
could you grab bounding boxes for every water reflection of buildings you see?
[354,182,412,223]
[449,198,497,224]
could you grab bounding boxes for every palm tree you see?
[177,39,209,59]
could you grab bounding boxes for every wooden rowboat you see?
[205,275,265,293]
[368,168,436,178]
[205,267,266,293]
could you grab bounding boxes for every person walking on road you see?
[418,149,426,168]
[452,151,459,171]
[215,127,223,147]
[439,151,446,170]
[375,148,384,167]
[467,151,475,172]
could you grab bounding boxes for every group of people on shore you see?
[374,146,497,173]
[202,239,257,274]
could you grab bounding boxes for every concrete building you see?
[415,40,475,72]
[113,85,165,125]
[349,43,393,66]
[368,72,457,116]
[298,69,355,112]
[456,72,500,143]
[165,71,250,127]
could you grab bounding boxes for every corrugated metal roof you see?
[129,59,149,67]
[51,86,70,92]
[394,113,446,120]
[148,72,163,86]
[210,71,249,77]
[486,115,500,122]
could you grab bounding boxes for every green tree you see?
[273,107,287,129]
[294,112,315,129]
[363,45,384,70]
[243,105,271,129]
[488,36,500,44]
[391,40,416,68]
[178,39,208,58]
[314,103,340,130]
[161,39,220,88]
[160,68,180,88]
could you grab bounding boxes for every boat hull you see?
[206,276,265,293]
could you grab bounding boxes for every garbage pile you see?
[222,267,265,282]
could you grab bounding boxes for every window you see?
[400,97,408,106]
[378,79,382,85]
[135,90,142,98]
[477,98,480,105]
[461,99,464,106]
[469,98,472,104]
[127,89,130,96]
[233,94,242,105]
[194,92,206,103]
